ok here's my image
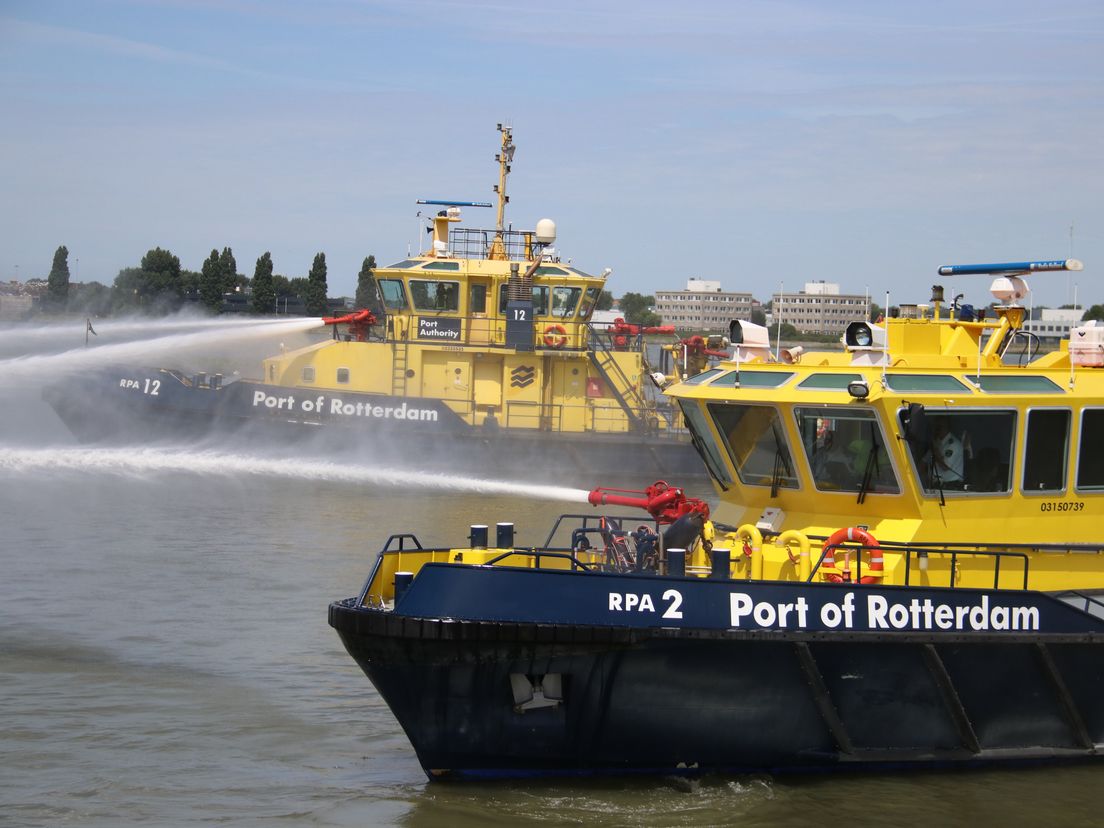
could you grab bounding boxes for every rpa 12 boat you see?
[330,258,1104,779]
[43,126,709,476]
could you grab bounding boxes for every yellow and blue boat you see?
[330,257,1104,778]
[44,126,701,475]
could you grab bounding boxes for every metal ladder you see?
[391,340,408,395]
[587,331,647,430]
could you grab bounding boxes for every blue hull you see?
[42,368,701,477]
[329,567,1104,779]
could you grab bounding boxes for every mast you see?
[488,124,515,261]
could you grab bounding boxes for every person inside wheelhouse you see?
[796,406,899,494]
[900,407,1016,494]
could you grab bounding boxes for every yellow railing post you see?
[777,530,812,581]
[736,524,764,581]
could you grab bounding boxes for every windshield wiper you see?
[769,424,791,498]
[856,424,881,504]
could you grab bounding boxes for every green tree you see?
[47,245,70,309]
[869,302,883,322]
[305,252,328,316]
[596,290,614,311]
[69,281,112,316]
[618,292,655,324]
[218,247,238,292]
[750,306,767,327]
[200,248,223,312]
[1083,304,1104,322]
[355,255,378,311]
[180,269,201,297]
[112,247,183,313]
[252,252,275,315]
[288,276,310,298]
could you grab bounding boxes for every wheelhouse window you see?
[578,287,601,320]
[551,286,582,318]
[706,403,798,489]
[676,400,732,486]
[681,368,724,386]
[378,279,408,310]
[301,366,315,383]
[795,407,899,494]
[1023,409,1070,492]
[336,368,350,384]
[900,408,1016,494]
[470,284,487,314]
[1076,409,1104,490]
[410,279,460,312]
[498,285,549,316]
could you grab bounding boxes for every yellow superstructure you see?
[665,269,1104,594]
[259,125,675,438]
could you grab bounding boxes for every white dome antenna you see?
[535,218,557,244]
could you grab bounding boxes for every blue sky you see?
[1,0,1101,309]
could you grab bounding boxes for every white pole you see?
[775,281,783,360]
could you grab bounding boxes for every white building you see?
[771,281,870,335]
[1022,308,1085,342]
[655,279,754,332]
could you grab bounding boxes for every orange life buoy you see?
[821,527,882,584]
[543,323,568,349]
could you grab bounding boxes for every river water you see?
[2,321,1103,826]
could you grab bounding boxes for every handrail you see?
[368,312,651,354]
[481,549,598,572]
[381,533,424,553]
[543,513,659,548]
[806,542,1029,589]
[1051,590,1104,616]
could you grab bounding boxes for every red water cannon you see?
[587,480,710,525]
[609,317,677,349]
[322,309,378,342]
[679,334,729,359]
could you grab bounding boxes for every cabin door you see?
[468,279,492,345]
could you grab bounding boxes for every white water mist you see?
[0,446,593,504]
[0,317,323,385]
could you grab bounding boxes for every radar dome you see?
[535,218,557,244]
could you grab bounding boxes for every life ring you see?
[543,323,568,349]
[821,527,882,584]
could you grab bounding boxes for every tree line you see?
[39,245,379,318]
[36,245,1104,327]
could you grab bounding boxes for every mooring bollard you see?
[469,524,488,548]
[667,548,686,577]
[710,548,731,579]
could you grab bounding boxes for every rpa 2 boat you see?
[330,258,1104,779]
[44,126,712,476]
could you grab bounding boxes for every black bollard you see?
[667,548,686,577]
[470,525,488,548]
[710,548,731,579]
[496,522,515,548]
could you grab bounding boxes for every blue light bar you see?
[417,199,493,208]
[937,259,1083,276]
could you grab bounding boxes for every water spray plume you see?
[0,446,593,504]
[0,313,301,352]
[0,317,323,385]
